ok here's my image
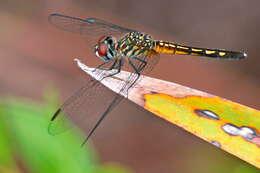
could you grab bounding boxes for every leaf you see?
[0,96,130,173]
[74,60,260,169]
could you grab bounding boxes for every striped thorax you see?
[117,32,155,58]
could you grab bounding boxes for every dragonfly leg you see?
[93,60,120,81]
[100,59,123,81]
[92,61,111,72]
[126,59,147,97]
[132,56,147,72]
[93,59,120,72]
[128,59,140,74]
[108,59,119,70]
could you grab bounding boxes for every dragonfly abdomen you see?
[154,41,247,59]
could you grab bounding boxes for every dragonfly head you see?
[95,36,116,62]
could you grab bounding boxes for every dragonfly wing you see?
[49,53,160,144]
[139,52,160,76]
[48,13,136,37]
[80,53,161,145]
[48,61,121,136]
[123,52,161,93]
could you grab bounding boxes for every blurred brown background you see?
[0,0,259,172]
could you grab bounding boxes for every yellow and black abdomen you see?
[154,41,247,60]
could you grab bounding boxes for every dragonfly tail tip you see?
[74,58,80,62]
[243,52,248,58]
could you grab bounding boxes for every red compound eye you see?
[97,43,107,57]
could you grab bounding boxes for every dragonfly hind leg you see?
[132,56,147,72]
[126,58,147,97]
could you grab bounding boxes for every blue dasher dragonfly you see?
[48,13,247,145]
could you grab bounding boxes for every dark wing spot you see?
[86,18,96,23]
[51,108,61,121]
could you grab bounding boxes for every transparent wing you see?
[48,53,160,145]
[138,52,160,79]
[79,52,161,143]
[48,13,136,37]
[48,60,120,135]
[124,51,161,93]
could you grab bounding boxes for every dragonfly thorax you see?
[117,31,155,58]
[95,36,117,62]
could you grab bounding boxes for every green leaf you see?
[0,95,130,173]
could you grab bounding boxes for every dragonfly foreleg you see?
[100,59,123,81]
[94,59,120,71]
[92,61,112,72]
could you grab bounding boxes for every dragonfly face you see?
[95,36,117,62]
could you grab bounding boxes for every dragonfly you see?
[48,13,247,145]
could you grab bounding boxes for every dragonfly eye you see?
[97,43,108,57]
[95,36,116,62]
